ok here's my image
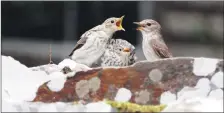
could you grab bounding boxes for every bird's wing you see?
[68,25,101,56]
[150,39,173,58]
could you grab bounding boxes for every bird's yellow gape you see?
[116,15,125,31]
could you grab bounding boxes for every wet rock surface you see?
[33,57,223,105]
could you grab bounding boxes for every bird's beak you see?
[123,47,130,52]
[133,22,144,31]
[116,15,125,31]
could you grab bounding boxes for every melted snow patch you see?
[193,57,218,76]
[208,89,223,99]
[160,91,177,104]
[47,72,67,92]
[211,71,223,88]
[114,88,132,102]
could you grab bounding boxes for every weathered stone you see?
[33,57,223,105]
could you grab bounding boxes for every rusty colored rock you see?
[33,57,223,105]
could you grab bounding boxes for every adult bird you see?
[133,19,173,61]
[69,16,125,67]
[94,38,137,67]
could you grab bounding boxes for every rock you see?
[33,57,223,105]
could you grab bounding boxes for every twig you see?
[49,44,54,64]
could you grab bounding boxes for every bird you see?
[93,38,137,67]
[133,19,173,61]
[68,16,125,67]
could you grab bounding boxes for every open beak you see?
[116,15,125,31]
[123,47,130,52]
[133,22,144,31]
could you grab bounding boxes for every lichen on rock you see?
[105,99,166,112]
[75,80,90,99]
[148,68,163,82]
[134,90,151,105]
[88,77,101,92]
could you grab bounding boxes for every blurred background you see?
[1,1,223,67]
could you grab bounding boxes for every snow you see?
[193,57,218,76]
[177,87,211,101]
[64,104,86,112]
[211,71,223,88]
[194,78,211,96]
[58,59,77,69]
[58,59,91,72]
[177,78,211,101]
[162,97,223,112]
[47,72,67,92]
[114,88,132,102]
[2,56,50,102]
[209,89,223,99]
[38,103,58,112]
[30,64,61,75]
[2,100,17,112]
[160,91,177,104]
[85,101,114,112]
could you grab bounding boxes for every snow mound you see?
[47,72,67,92]
[58,59,91,72]
[2,56,50,102]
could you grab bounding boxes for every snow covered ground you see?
[2,55,223,112]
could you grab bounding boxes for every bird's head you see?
[119,47,137,64]
[102,15,125,33]
[133,19,161,34]
[115,46,133,58]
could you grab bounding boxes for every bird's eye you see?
[147,23,151,26]
[119,49,122,51]
[111,20,114,23]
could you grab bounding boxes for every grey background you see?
[1,1,223,67]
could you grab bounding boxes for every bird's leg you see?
[48,44,54,64]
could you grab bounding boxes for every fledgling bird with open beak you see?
[69,16,125,67]
[133,19,173,61]
[96,39,137,67]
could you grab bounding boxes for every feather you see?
[150,39,173,58]
[68,25,101,56]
